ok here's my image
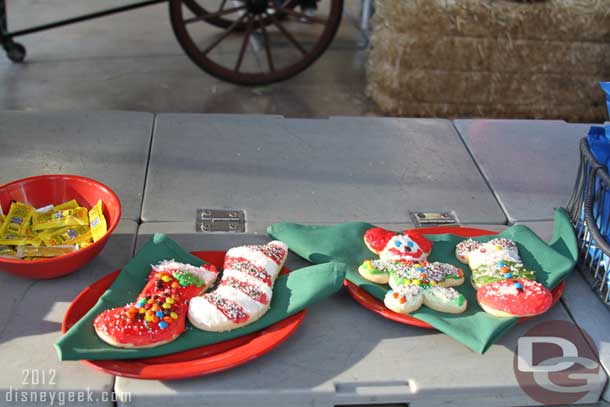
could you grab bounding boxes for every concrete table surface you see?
[0,111,154,220]
[0,220,137,407]
[142,115,506,228]
[453,119,592,223]
[113,224,606,407]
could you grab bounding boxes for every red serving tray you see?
[62,251,306,380]
[344,226,565,329]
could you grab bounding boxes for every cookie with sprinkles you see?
[470,260,536,290]
[358,259,395,284]
[384,285,424,315]
[455,238,481,264]
[467,238,521,270]
[477,278,553,317]
[423,286,467,314]
[363,227,432,262]
[388,261,464,290]
[188,241,288,332]
[93,260,218,348]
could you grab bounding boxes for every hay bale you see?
[367,0,610,121]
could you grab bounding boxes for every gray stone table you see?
[113,224,606,407]
[0,111,154,220]
[453,119,592,223]
[142,115,507,228]
[0,220,137,407]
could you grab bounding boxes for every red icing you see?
[364,228,396,253]
[220,277,269,304]
[387,246,424,260]
[224,256,272,286]
[404,231,433,255]
[93,265,216,347]
[477,278,553,316]
[246,243,286,265]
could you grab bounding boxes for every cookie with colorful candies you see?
[466,238,521,270]
[363,227,433,262]
[94,260,218,348]
[470,260,536,290]
[477,278,553,317]
[357,259,394,284]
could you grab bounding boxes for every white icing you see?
[467,241,521,270]
[188,296,231,328]
[380,235,427,262]
[188,242,285,332]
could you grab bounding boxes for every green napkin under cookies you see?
[268,209,578,354]
[56,233,347,361]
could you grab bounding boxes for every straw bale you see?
[367,0,610,120]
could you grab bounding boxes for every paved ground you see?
[0,0,379,117]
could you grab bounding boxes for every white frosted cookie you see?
[188,241,288,332]
[379,233,432,262]
[455,239,481,264]
[384,285,424,314]
[423,286,467,314]
[467,238,521,270]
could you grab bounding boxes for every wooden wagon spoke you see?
[235,14,254,72]
[259,15,275,72]
[201,13,248,55]
[184,6,245,24]
[269,13,307,55]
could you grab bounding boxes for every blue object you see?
[158,321,168,329]
[155,310,163,318]
[394,240,402,247]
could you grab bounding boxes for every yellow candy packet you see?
[32,207,88,231]
[53,199,79,211]
[0,233,42,247]
[42,225,92,246]
[0,202,35,236]
[16,245,78,258]
[0,246,17,259]
[88,200,107,242]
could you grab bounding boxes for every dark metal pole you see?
[5,0,167,38]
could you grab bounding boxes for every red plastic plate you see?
[62,251,306,380]
[344,226,565,329]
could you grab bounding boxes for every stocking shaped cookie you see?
[94,260,218,348]
[364,227,432,262]
[188,241,288,332]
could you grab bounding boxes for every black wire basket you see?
[567,137,610,306]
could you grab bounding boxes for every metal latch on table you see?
[410,211,458,227]
[196,209,245,232]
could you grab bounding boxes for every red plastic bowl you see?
[0,175,121,279]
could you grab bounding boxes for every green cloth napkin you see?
[56,233,347,361]
[268,209,578,354]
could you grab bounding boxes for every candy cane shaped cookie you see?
[188,241,288,332]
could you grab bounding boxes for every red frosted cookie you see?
[477,278,553,318]
[364,227,432,262]
[364,227,397,254]
[94,261,218,348]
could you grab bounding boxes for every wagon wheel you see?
[170,0,344,85]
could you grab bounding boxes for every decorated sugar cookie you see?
[388,261,464,290]
[455,238,480,264]
[422,286,467,314]
[363,227,432,262]
[188,241,288,332]
[467,238,521,270]
[384,285,423,314]
[93,261,218,348]
[477,278,553,317]
[470,260,536,290]
[358,259,394,284]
